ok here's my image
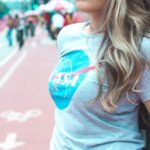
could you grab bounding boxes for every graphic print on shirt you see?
[48,50,95,110]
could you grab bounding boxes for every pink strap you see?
[52,66,96,79]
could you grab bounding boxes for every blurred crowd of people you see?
[43,10,82,40]
[5,9,83,50]
[6,13,38,50]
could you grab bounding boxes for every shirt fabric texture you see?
[48,22,150,150]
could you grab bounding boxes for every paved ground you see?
[0,27,18,65]
[0,27,57,150]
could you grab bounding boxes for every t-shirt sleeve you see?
[56,28,63,57]
[137,36,150,103]
[56,23,84,58]
[56,25,69,58]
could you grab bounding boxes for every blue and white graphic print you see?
[48,50,95,110]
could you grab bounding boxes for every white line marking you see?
[0,48,18,67]
[0,51,27,89]
[0,133,25,150]
[0,109,42,122]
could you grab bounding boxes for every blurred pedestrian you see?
[48,0,150,150]
[51,11,64,39]
[38,14,45,28]
[6,15,14,47]
[27,15,37,37]
[14,15,25,50]
[44,12,50,36]
[44,12,55,40]
[24,17,30,38]
[63,12,73,27]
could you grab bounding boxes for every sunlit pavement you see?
[0,28,18,64]
[0,26,57,150]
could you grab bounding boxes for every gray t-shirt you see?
[48,22,150,150]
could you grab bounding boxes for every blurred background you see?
[0,0,87,149]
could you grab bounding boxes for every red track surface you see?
[0,28,57,150]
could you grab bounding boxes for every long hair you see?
[95,0,150,112]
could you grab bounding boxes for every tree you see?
[43,0,49,4]
[31,0,39,9]
[0,1,9,19]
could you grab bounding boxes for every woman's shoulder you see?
[141,36,150,48]
[60,22,85,33]
[140,36,150,59]
[56,22,86,56]
[57,22,85,40]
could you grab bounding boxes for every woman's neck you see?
[86,13,105,34]
[89,13,102,31]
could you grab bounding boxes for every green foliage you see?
[0,1,9,19]
[32,0,39,9]
[33,4,39,10]
[43,0,49,4]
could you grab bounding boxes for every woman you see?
[48,0,150,149]
[14,15,25,50]
[6,15,14,47]
[63,13,73,26]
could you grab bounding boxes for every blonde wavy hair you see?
[95,0,150,112]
